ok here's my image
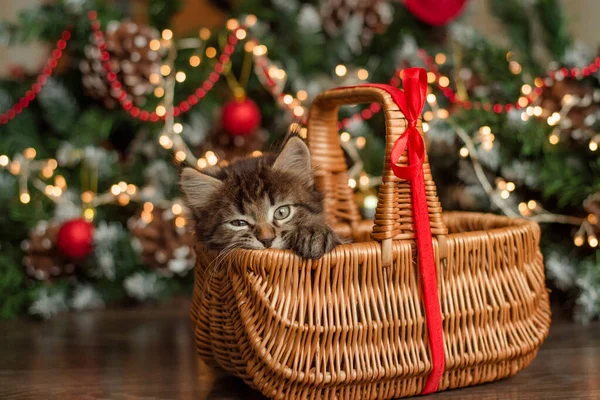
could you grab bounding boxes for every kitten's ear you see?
[180,167,223,210]
[272,137,313,184]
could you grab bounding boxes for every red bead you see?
[188,95,198,105]
[570,68,579,77]
[88,10,98,20]
[140,111,149,121]
[483,103,492,111]
[219,54,230,63]
[48,59,58,68]
[228,36,238,45]
[595,57,600,66]
[196,88,206,98]
[25,91,34,101]
[107,72,117,82]
[32,83,41,93]
[150,113,159,122]
[591,64,598,73]
[505,104,512,112]
[101,52,109,61]
[361,109,372,119]
[209,72,219,82]
[37,76,47,85]
[52,49,62,59]
[215,63,224,73]
[112,81,122,90]
[180,101,190,112]
[43,66,52,76]
[57,40,67,50]
[203,81,213,90]
[173,108,181,117]
[582,67,590,76]
[534,87,543,95]
[493,104,502,113]
[117,91,127,101]
[7,110,15,119]
[560,67,568,76]
[130,107,140,117]
[370,103,380,112]
[1,115,8,124]
[463,102,472,110]
[61,31,71,41]
[224,44,234,54]
[14,104,22,113]
[123,101,133,110]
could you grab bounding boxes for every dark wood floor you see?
[1,298,598,400]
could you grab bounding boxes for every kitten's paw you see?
[292,226,340,259]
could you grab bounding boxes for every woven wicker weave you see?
[190,86,551,399]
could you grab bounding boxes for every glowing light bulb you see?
[236,29,247,40]
[144,202,154,212]
[480,126,492,135]
[590,140,599,152]
[149,73,161,85]
[549,133,560,145]
[172,203,183,215]
[149,39,161,51]
[84,208,95,221]
[459,147,469,158]
[226,19,239,30]
[348,179,357,188]
[500,190,510,199]
[197,158,208,168]
[293,106,304,117]
[422,122,430,132]
[438,76,450,87]
[175,151,187,162]
[175,216,186,228]
[245,14,257,27]
[205,47,217,58]
[335,65,347,77]
[251,151,263,157]
[118,181,127,192]
[252,45,267,56]
[357,69,369,80]
[518,202,528,215]
[81,191,94,204]
[173,123,183,134]
[159,134,171,148]
[340,132,351,142]
[589,236,599,248]
[127,184,137,195]
[283,95,293,105]
[527,200,537,210]
[0,155,9,167]
[518,97,529,108]
[427,94,437,104]
[160,65,171,76]
[199,28,211,41]
[190,55,201,67]
[574,234,585,247]
[355,136,366,149]
[118,193,130,206]
[156,105,166,117]
[521,84,532,95]
[175,71,187,82]
[24,147,36,160]
[141,210,153,224]
[506,182,516,191]
[154,87,165,97]
[435,53,446,65]
[509,61,522,74]
[161,29,173,41]
[533,106,543,117]
[20,193,30,204]
[205,151,218,166]
[55,175,66,189]
[427,72,436,83]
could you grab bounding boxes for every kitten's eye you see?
[274,205,291,220]
[230,220,249,227]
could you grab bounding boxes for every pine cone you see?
[80,20,163,108]
[320,0,393,46]
[129,206,196,274]
[22,221,76,281]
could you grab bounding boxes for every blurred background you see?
[0,0,599,322]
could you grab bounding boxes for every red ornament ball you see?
[404,0,468,26]
[221,98,261,136]
[56,219,95,259]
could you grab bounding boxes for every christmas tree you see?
[0,0,598,321]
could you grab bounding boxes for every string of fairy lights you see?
[0,13,598,249]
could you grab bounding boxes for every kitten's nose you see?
[257,237,274,248]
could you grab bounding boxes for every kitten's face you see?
[181,137,324,252]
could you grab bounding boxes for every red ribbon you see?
[338,69,444,394]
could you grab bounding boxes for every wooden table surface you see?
[1,298,598,400]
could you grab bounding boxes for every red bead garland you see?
[87,10,239,122]
[0,30,72,125]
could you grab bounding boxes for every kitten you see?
[180,137,340,259]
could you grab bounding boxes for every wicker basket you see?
[190,82,551,399]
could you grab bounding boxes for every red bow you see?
[342,69,445,394]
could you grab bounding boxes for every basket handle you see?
[306,71,447,261]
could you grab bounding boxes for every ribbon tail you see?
[408,149,445,394]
